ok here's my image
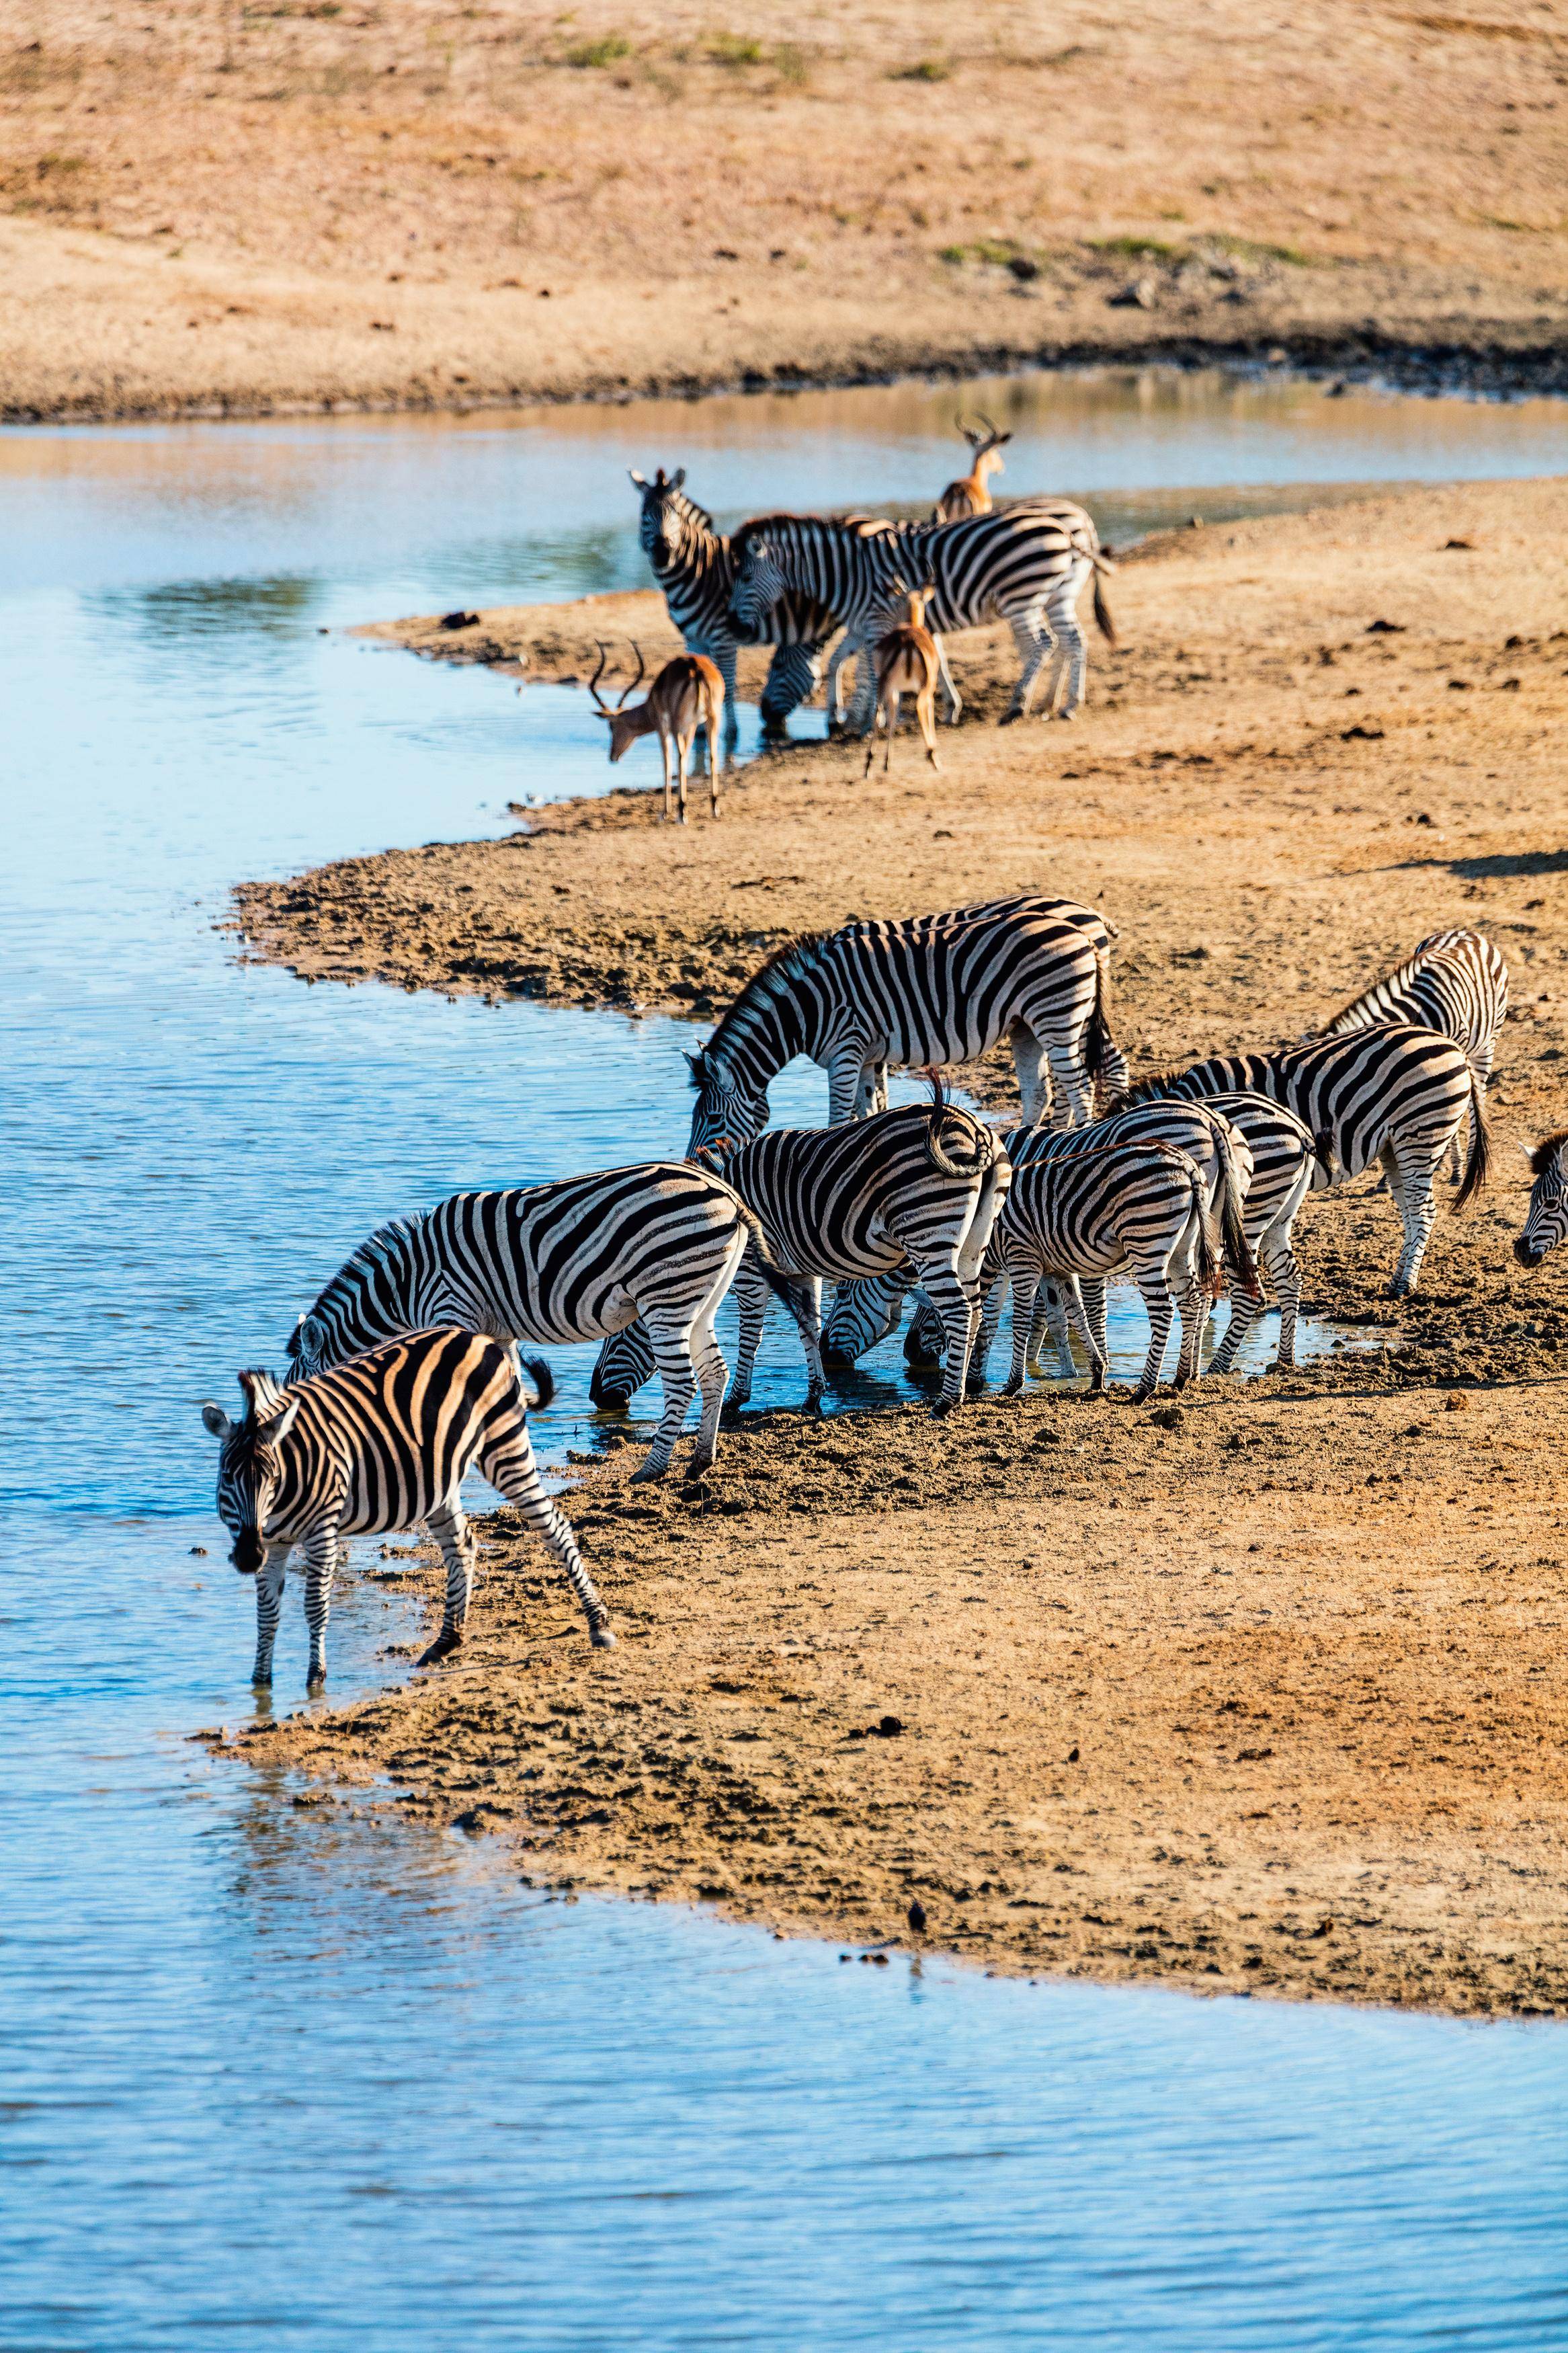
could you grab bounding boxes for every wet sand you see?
[232,477,1568,2015]
[6,3,1568,420]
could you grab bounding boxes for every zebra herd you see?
[204,891,1544,1689]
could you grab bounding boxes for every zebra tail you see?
[1189,1161,1227,1304]
[518,1354,556,1413]
[1311,1125,1338,1187]
[1454,1068,1491,1213]
[1091,571,1118,647]
[922,1072,995,1179]
[1083,953,1118,1080]
[1213,1122,1262,1298]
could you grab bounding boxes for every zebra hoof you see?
[590,1624,616,1650]
[416,1633,459,1669]
[997,709,1022,728]
[627,1459,669,1484]
[1001,1375,1024,1398]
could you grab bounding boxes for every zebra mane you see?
[696,930,834,1076]
[306,1212,421,1316]
[671,486,718,534]
[1100,1065,1190,1112]
[1316,931,1471,1034]
[1530,1129,1568,1176]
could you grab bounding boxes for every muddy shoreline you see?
[233,477,1568,2016]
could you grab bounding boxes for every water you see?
[5,366,1567,2350]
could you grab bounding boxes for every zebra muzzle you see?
[231,1527,264,1574]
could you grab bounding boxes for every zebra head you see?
[821,1269,911,1367]
[201,1369,300,1574]
[684,1048,769,1158]
[727,533,789,638]
[629,466,692,571]
[1516,1131,1568,1267]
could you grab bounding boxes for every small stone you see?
[1067,1746,1080,1763]
[908,1898,927,1933]
[1444,1391,1471,1412]
[189,1546,207,1556]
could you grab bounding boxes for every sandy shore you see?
[6,3,1568,420]
[229,477,1568,2016]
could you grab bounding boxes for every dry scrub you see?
[6,1,1568,418]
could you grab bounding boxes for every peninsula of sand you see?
[222,479,1568,2020]
[5,3,1568,420]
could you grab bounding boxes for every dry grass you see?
[5,1,1568,416]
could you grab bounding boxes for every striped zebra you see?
[1515,1131,1568,1267]
[591,1091,1009,1417]
[201,1328,610,1687]
[284,1162,786,1484]
[1307,928,1508,1178]
[632,468,840,741]
[686,893,1124,1152]
[979,1133,1223,1404]
[1122,1027,1489,1296]
[726,500,1116,728]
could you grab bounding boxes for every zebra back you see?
[1001,1135,1222,1295]
[1313,928,1508,1072]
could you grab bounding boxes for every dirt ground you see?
[229,475,1568,2016]
[7,1,1568,420]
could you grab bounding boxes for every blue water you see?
[4,367,1567,2350]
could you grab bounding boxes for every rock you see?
[1007,255,1040,282]
[908,1897,927,1933]
[439,609,481,631]
[1108,276,1158,309]
[190,1545,207,1556]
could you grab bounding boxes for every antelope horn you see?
[588,641,614,712]
[616,641,647,709]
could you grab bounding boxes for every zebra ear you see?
[628,469,647,489]
[684,1049,705,1085]
[200,1402,233,1441]
[671,467,686,489]
[258,1396,301,1446]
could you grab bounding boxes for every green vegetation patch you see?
[565,33,632,66]
[894,56,951,81]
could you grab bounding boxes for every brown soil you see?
[7,3,1568,421]
[227,475,1568,2016]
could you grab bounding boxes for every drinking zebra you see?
[201,1328,610,1687]
[1307,928,1508,1178]
[631,467,841,741]
[725,500,1116,728]
[591,1090,1009,1417]
[284,1162,789,1484]
[1122,1026,1489,1295]
[685,892,1124,1152]
[1515,1131,1568,1267]
[978,1133,1223,1404]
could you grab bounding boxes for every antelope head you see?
[958,412,1012,479]
[589,641,650,762]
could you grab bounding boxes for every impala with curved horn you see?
[934,413,1014,522]
[589,641,727,823]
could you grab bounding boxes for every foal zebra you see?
[593,1092,1009,1418]
[202,1328,610,1687]
[1134,1026,1489,1295]
[632,468,839,740]
[685,892,1123,1153]
[1307,928,1508,1178]
[979,1133,1223,1404]
[285,1162,778,1484]
[726,500,1116,728]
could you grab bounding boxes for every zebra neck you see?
[705,971,818,1091]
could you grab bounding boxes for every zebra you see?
[284,1162,792,1485]
[631,468,841,742]
[1515,1131,1568,1267]
[591,1090,1009,1419]
[1116,1026,1490,1296]
[1306,928,1508,1179]
[201,1328,611,1687]
[684,892,1124,1154]
[977,1133,1224,1404]
[725,500,1117,729]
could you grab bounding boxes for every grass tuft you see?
[565,34,632,67]
[707,32,764,65]
[895,56,950,81]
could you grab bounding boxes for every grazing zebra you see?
[592,1091,1009,1417]
[1124,1026,1489,1295]
[201,1328,610,1687]
[726,500,1117,728]
[631,468,840,740]
[978,1133,1223,1404]
[685,892,1124,1153]
[1515,1131,1568,1267]
[285,1163,784,1484]
[1307,928,1508,1178]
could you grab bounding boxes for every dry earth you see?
[7,1,1568,420]
[229,477,1568,2015]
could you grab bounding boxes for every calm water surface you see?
[4,368,1567,2350]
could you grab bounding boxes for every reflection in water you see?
[5,378,1568,2350]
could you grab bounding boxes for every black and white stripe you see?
[593,1093,1009,1417]
[202,1328,609,1686]
[285,1163,771,1483]
[1309,928,1507,1178]
[632,468,840,738]
[1517,1130,1568,1268]
[686,893,1123,1150]
[979,1131,1223,1404]
[1119,1027,1489,1295]
[726,500,1116,726]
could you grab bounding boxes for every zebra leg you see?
[1032,1281,1073,1376]
[999,614,1050,725]
[632,1316,699,1480]
[1209,1246,1267,1375]
[1171,1236,1209,1392]
[932,632,963,724]
[417,1497,477,1668]
[678,1267,735,1480]
[1265,1224,1302,1371]
[708,642,740,748]
[904,1285,946,1366]
[1003,1266,1040,1396]
[854,1060,890,1118]
[1061,1277,1109,1390]
[1130,1263,1178,1404]
[252,1543,290,1687]
[726,1254,769,1412]
[1388,1146,1442,1298]
[1042,1037,1095,1129]
[302,1523,339,1687]
[826,1043,873,1125]
[1050,606,1089,719]
[481,1443,614,1648]
[1010,1022,1049,1127]
[915,1261,978,1413]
